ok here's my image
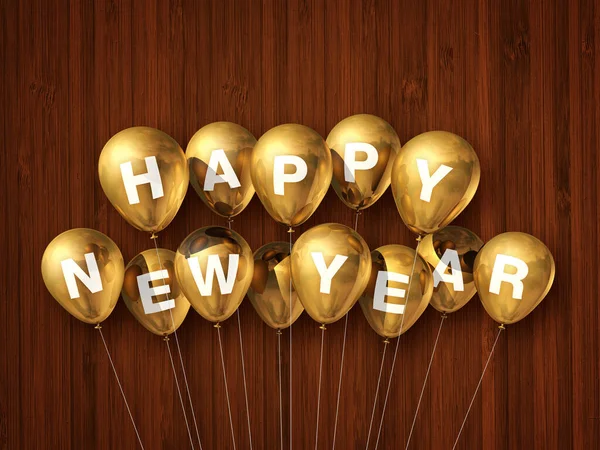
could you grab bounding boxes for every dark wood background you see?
[1,0,599,448]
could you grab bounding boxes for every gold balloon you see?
[41,228,124,325]
[247,242,304,330]
[419,226,483,314]
[250,124,332,227]
[175,226,254,324]
[391,131,480,236]
[98,126,189,234]
[474,232,555,325]
[327,114,401,211]
[359,245,433,339]
[122,248,191,336]
[291,223,371,326]
[186,122,256,218]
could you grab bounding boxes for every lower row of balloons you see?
[42,224,555,338]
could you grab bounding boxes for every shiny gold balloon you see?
[247,242,304,330]
[419,226,483,314]
[250,124,332,227]
[474,232,555,325]
[359,245,433,339]
[391,131,480,236]
[122,248,191,336]
[175,226,254,324]
[291,223,371,326]
[186,122,256,218]
[41,228,124,325]
[98,127,189,235]
[327,114,401,211]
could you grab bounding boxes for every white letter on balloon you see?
[489,254,529,300]
[433,249,464,291]
[344,142,378,182]
[373,271,409,314]
[61,253,103,299]
[204,149,241,191]
[120,156,164,204]
[311,252,348,294]
[273,155,308,195]
[187,254,239,296]
[137,270,175,314]
[416,158,453,202]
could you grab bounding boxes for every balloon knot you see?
[499,324,506,330]
[276,329,282,335]
[214,322,222,329]
[150,232,158,240]
[441,313,448,319]
[416,235,423,242]
[163,335,170,342]
[287,227,295,234]
[94,323,102,330]
[319,324,327,330]
[383,338,390,345]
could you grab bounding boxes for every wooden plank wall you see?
[1,0,598,448]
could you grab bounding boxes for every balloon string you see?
[331,209,360,449]
[405,313,447,449]
[331,313,348,450]
[373,237,422,450]
[96,326,145,449]
[227,218,254,450]
[277,330,284,450]
[451,326,504,450]
[152,237,203,449]
[288,226,294,450]
[236,309,254,450]
[165,337,196,450]
[314,325,326,450]
[217,325,237,450]
[169,308,203,449]
[364,340,389,450]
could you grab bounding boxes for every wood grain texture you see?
[1,0,599,448]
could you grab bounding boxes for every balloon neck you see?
[498,323,506,330]
[94,323,102,330]
[319,324,327,331]
[150,232,158,240]
[214,322,222,329]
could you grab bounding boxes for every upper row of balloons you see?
[98,114,480,236]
